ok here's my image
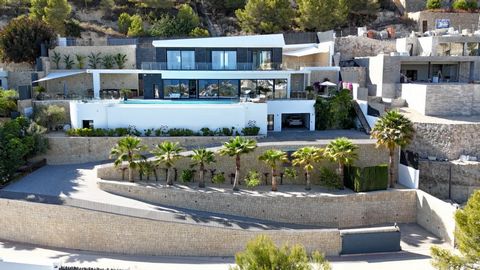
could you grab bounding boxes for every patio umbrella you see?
[320,81,337,86]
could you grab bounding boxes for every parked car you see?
[287,116,303,127]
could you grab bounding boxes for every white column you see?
[286,75,291,99]
[93,72,101,99]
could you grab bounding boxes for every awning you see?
[33,71,86,83]
[283,43,330,57]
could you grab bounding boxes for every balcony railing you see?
[141,62,283,71]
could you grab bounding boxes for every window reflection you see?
[219,80,239,98]
[163,79,189,98]
[199,80,219,98]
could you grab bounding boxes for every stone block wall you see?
[335,37,396,61]
[32,100,71,125]
[418,160,480,203]
[407,122,480,160]
[49,46,136,70]
[96,141,389,184]
[408,11,480,32]
[41,135,262,165]
[341,67,367,87]
[416,190,457,245]
[99,181,417,228]
[0,198,342,257]
[424,84,480,116]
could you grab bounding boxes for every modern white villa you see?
[34,32,339,134]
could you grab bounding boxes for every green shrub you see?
[344,164,388,192]
[426,0,442,9]
[319,167,342,189]
[0,89,18,117]
[244,170,261,188]
[314,89,355,130]
[0,117,48,184]
[231,235,331,270]
[181,169,194,183]
[220,127,235,136]
[284,167,297,180]
[452,0,477,10]
[144,128,154,137]
[200,127,214,136]
[168,128,195,137]
[114,127,129,136]
[241,126,260,136]
[212,173,226,184]
[33,105,66,131]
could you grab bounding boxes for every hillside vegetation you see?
[0,0,404,39]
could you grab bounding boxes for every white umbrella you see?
[320,81,337,86]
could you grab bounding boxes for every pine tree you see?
[236,0,294,34]
[297,0,339,32]
[43,0,72,35]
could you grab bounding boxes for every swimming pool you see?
[122,99,238,105]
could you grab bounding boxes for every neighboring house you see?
[355,34,480,117]
[37,32,339,134]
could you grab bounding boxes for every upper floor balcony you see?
[140,61,329,71]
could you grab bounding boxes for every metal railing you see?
[141,62,283,71]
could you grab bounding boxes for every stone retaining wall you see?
[416,190,457,245]
[98,181,417,228]
[418,160,480,204]
[0,198,341,257]
[96,141,388,184]
[41,136,261,165]
[407,122,480,160]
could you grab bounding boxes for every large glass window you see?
[212,51,237,70]
[253,50,272,70]
[199,80,219,98]
[241,79,257,98]
[167,51,181,70]
[167,50,195,70]
[163,79,189,98]
[258,79,274,99]
[219,80,239,98]
[274,79,287,99]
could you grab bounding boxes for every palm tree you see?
[325,137,358,188]
[371,110,414,188]
[152,141,183,185]
[259,149,288,191]
[114,53,128,69]
[292,147,323,190]
[110,136,147,182]
[219,136,257,191]
[191,148,216,188]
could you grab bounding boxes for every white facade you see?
[267,100,316,131]
[70,101,268,135]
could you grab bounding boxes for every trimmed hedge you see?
[344,164,388,192]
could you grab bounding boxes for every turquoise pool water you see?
[122,99,238,105]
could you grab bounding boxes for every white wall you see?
[401,84,427,115]
[267,100,315,131]
[70,101,268,135]
[399,164,420,189]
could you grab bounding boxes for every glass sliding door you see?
[167,50,195,70]
[212,50,237,70]
[163,79,189,98]
[167,51,181,70]
[257,79,273,99]
[241,79,257,98]
[253,50,272,70]
[274,79,287,99]
[199,80,219,98]
[181,51,195,70]
[219,80,239,98]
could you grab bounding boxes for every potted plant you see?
[120,88,132,101]
[305,86,315,99]
[33,86,46,100]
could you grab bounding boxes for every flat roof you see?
[152,34,286,48]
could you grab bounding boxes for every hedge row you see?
[344,164,388,192]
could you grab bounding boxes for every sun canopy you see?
[33,71,86,83]
[320,81,337,86]
[283,43,330,57]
